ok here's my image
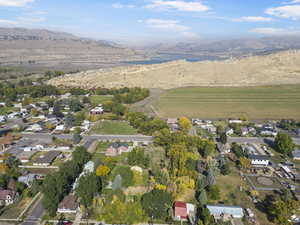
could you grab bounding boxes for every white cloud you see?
[112,3,135,9]
[0,19,18,25]
[265,5,300,20]
[181,31,199,39]
[145,18,190,32]
[146,0,209,12]
[251,27,300,35]
[282,0,300,4]
[233,16,273,22]
[0,0,34,7]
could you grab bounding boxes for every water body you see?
[123,53,224,65]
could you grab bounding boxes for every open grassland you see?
[90,120,138,135]
[154,85,300,120]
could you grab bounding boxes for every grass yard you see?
[0,197,32,219]
[89,95,113,107]
[90,120,138,135]
[154,85,300,119]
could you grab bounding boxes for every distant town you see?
[0,70,299,225]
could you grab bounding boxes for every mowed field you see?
[153,85,300,119]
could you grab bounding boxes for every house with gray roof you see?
[207,205,244,220]
[292,149,300,160]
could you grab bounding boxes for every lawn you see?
[90,120,138,135]
[89,95,113,107]
[154,85,300,119]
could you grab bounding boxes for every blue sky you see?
[0,0,300,44]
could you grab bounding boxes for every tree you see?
[73,133,82,144]
[69,99,83,112]
[197,189,208,205]
[275,133,295,155]
[179,117,192,133]
[76,173,102,208]
[82,96,91,104]
[53,102,63,118]
[216,125,224,135]
[269,199,299,225]
[231,143,245,158]
[220,132,227,144]
[168,143,188,177]
[72,146,91,166]
[31,108,39,117]
[141,189,173,220]
[205,168,216,186]
[203,141,215,158]
[220,163,230,175]
[96,165,111,177]
[65,113,75,127]
[128,147,149,168]
[207,184,220,200]
[239,157,251,169]
[197,205,215,225]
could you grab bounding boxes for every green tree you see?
[76,173,101,208]
[69,99,83,112]
[141,189,173,220]
[275,133,295,155]
[220,132,227,144]
[207,184,220,201]
[198,189,208,205]
[72,146,91,166]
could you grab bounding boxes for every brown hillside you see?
[49,50,300,89]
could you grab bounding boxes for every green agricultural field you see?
[154,85,300,119]
[90,120,138,135]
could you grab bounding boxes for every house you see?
[229,119,243,124]
[292,149,300,160]
[217,143,231,154]
[248,155,269,167]
[33,151,61,166]
[0,190,18,206]
[54,124,65,132]
[207,205,244,219]
[173,201,195,221]
[16,151,37,163]
[225,128,234,136]
[26,124,43,132]
[241,127,249,136]
[167,118,178,125]
[105,143,130,156]
[57,194,79,214]
[18,174,36,186]
[90,105,104,115]
[0,115,6,123]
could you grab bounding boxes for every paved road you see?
[22,197,44,225]
[228,137,300,145]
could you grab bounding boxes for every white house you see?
[225,128,234,136]
[0,115,6,123]
[248,155,270,167]
[55,124,65,132]
[26,124,43,132]
[229,119,243,124]
[90,106,104,115]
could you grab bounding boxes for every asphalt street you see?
[21,197,44,225]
